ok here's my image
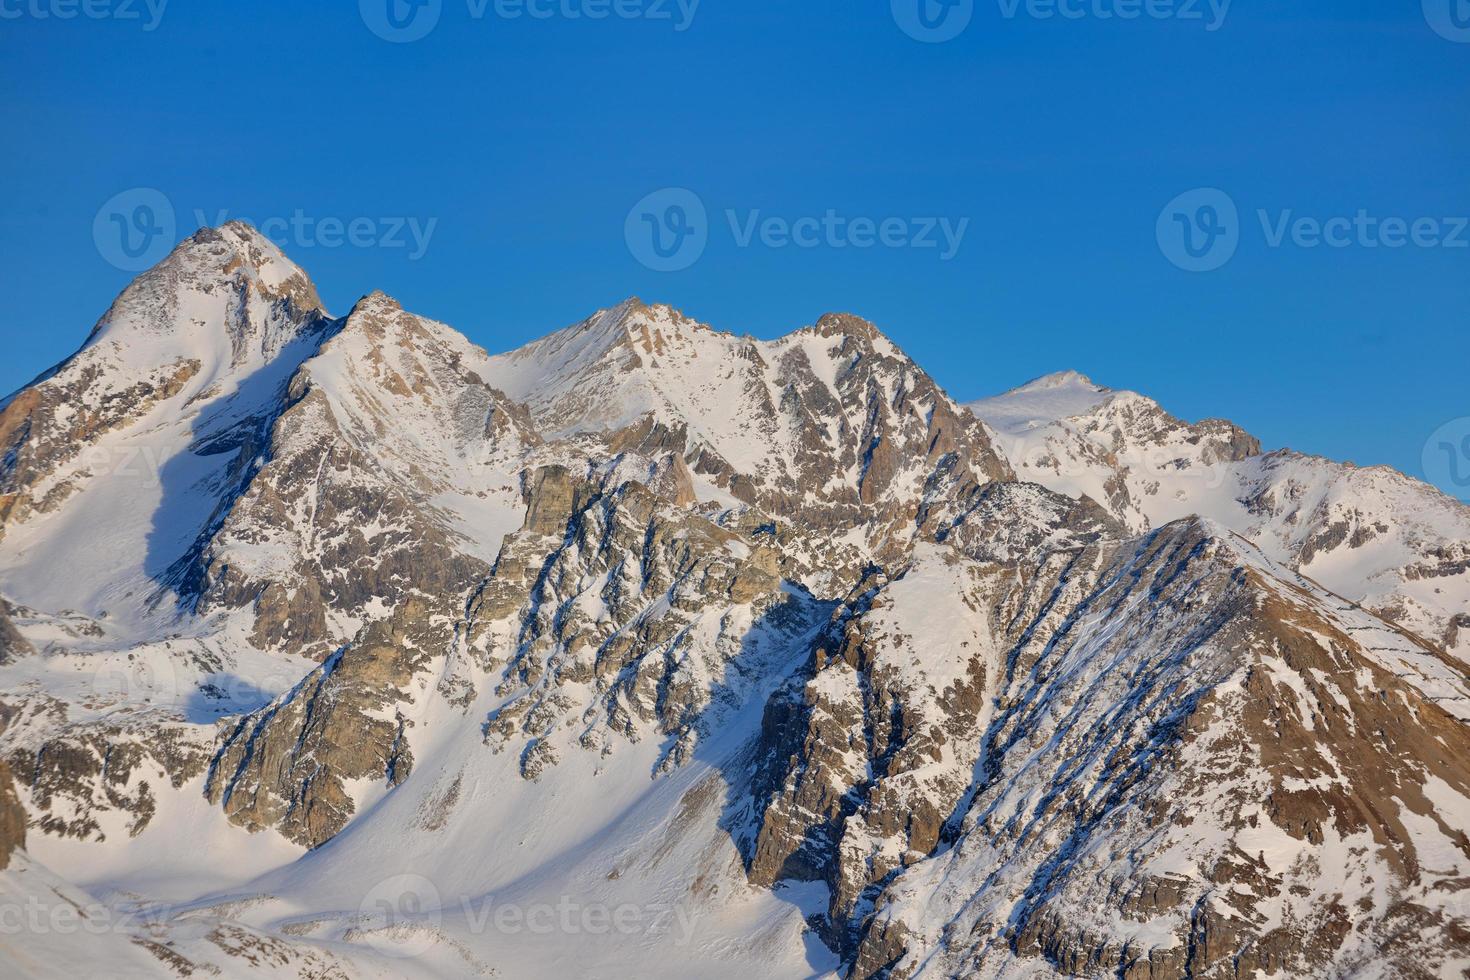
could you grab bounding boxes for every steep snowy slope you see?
[970,372,1470,658]
[854,520,1470,978]
[174,289,533,657]
[0,223,332,640]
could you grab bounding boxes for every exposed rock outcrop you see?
[0,703,25,868]
[205,597,455,847]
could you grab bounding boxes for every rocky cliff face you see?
[850,521,1470,978]
[0,704,25,869]
[0,227,1465,980]
[175,290,527,657]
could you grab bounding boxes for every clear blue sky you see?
[2,1,1467,494]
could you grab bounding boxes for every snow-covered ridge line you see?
[968,369,1470,659]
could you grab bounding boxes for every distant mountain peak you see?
[969,369,1119,433]
[1015,369,1105,392]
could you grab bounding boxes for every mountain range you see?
[0,223,1466,979]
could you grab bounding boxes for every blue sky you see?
[2,0,1467,494]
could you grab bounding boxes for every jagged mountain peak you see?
[470,298,1015,564]
[494,301,919,411]
[802,310,882,343]
[485,300,937,424]
[543,297,731,362]
[311,286,512,420]
[99,222,322,329]
[69,222,328,389]
[346,288,403,316]
[482,300,701,402]
[329,289,496,361]
[479,300,749,438]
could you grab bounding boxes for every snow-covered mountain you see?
[0,224,1466,979]
[969,371,1470,659]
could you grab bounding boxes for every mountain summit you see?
[0,226,1466,979]
[970,373,1470,658]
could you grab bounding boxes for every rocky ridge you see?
[971,370,1470,659]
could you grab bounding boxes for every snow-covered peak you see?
[967,369,1117,433]
[72,222,326,385]
[480,301,743,439]
[96,222,321,328]
[344,288,402,316]
[485,301,941,439]
[475,300,1010,560]
[209,221,319,300]
[1023,368,1094,388]
[484,298,1001,479]
[481,299,730,411]
[971,367,1470,658]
